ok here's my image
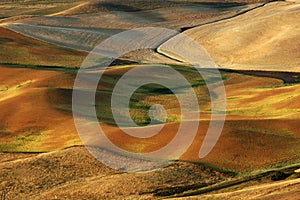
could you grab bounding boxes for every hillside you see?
[0,27,86,67]
[159,0,300,71]
[0,146,232,199]
[3,1,259,53]
[0,0,300,199]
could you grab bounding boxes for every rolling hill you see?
[159,0,300,71]
[0,0,300,199]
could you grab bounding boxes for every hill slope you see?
[159,1,300,71]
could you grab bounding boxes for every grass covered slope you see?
[0,147,232,200]
[1,63,299,172]
[0,27,86,67]
[0,1,299,199]
[1,146,299,199]
[90,66,300,172]
[0,65,80,152]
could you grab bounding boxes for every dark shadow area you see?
[97,0,248,12]
[96,2,166,23]
[0,38,13,44]
[221,69,300,84]
[137,84,174,95]
[185,1,246,8]
[95,2,142,12]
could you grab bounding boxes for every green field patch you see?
[0,127,47,152]
[226,96,242,100]
[49,64,225,127]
